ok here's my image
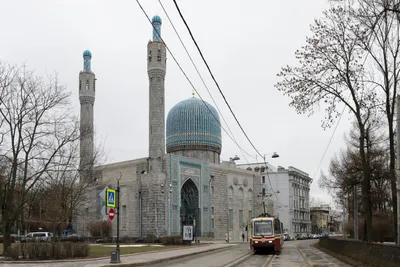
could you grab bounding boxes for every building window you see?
[239,210,243,228]
[262,176,265,183]
[212,219,214,229]
[262,188,265,196]
[212,207,214,215]
[248,210,253,220]
[122,205,127,228]
[229,209,233,229]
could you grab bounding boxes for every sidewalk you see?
[0,243,235,267]
[297,240,352,267]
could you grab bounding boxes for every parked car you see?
[21,232,53,242]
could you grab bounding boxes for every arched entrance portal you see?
[180,179,199,235]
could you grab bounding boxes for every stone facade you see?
[75,16,263,241]
[79,51,95,183]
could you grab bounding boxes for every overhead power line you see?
[135,0,254,159]
[157,0,251,163]
[172,0,265,160]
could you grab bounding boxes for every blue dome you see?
[152,15,162,24]
[83,50,92,58]
[166,97,222,154]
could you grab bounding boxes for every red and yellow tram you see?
[249,216,284,254]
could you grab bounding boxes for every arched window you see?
[238,187,244,199]
[228,186,234,197]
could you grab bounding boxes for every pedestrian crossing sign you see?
[106,188,116,208]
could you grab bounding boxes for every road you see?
[145,244,251,267]
[146,239,351,267]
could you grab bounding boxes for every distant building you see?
[310,204,330,234]
[236,164,313,236]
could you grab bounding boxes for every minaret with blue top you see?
[147,15,166,173]
[79,50,96,183]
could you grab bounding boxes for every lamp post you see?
[226,155,241,242]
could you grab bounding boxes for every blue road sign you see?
[106,188,116,208]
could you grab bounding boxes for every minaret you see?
[147,15,166,173]
[79,50,96,182]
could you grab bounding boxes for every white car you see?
[21,232,53,242]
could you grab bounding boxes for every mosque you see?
[76,15,263,241]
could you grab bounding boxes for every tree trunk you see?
[387,118,398,244]
[359,126,373,242]
[2,209,12,255]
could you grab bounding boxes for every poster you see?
[183,225,194,241]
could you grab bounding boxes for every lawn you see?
[88,244,183,258]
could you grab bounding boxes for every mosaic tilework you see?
[166,97,222,152]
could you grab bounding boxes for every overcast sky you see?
[0,0,353,206]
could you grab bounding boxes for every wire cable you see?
[172,0,265,160]
[135,0,254,159]
[157,0,252,163]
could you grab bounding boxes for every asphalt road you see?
[146,239,350,267]
[145,243,251,267]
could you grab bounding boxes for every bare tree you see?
[275,5,377,241]
[37,139,103,237]
[348,0,400,244]
[0,62,79,254]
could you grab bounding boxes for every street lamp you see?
[230,155,240,161]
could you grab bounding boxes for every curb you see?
[0,244,218,264]
[297,246,313,267]
[222,252,253,267]
[100,245,234,267]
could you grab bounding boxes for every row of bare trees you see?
[0,62,99,254]
[275,0,400,242]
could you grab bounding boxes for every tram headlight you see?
[269,240,272,243]
[254,241,258,244]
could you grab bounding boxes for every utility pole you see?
[354,185,358,240]
[396,95,400,245]
[116,174,121,256]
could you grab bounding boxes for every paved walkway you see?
[0,243,234,267]
[297,240,352,267]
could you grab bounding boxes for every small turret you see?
[83,50,92,72]
[152,15,162,42]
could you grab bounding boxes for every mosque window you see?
[229,209,233,229]
[86,80,89,90]
[122,205,127,228]
[93,78,96,91]
[239,210,243,227]
[79,80,82,91]
[157,50,161,61]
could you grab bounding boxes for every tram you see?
[249,215,284,254]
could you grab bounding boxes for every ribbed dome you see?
[152,15,162,24]
[166,97,222,154]
[83,50,92,58]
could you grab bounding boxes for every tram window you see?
[254,221,273,236]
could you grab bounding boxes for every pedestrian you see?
[242,233,245,242]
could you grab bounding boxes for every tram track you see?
[225,252,275,267]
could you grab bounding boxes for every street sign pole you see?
[109,173,122,264]
[116,177,120,258]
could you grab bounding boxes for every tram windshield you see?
[253,220,273,237]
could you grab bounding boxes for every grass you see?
[88,244,184,258]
